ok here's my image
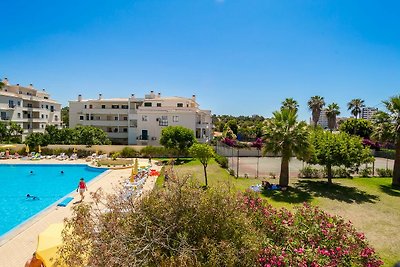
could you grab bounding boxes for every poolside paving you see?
[0,158,160,267]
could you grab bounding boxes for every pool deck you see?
[0,158,161,267]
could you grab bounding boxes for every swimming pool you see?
[0,164,107,237]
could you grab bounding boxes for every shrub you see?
[214,154,228,168]
[332,167,352,178]
[298,166,321,178]
[228,168,235,176]
[359,167,372,178]
[119,147,140,158]
[140,146,171,158]
[376,168,393,177]
[244,193,383,267]
[58,179,263,266]
[58,178,383,267]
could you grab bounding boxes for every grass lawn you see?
[156,158,400,266]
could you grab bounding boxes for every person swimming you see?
[26,194,39,200]
[61,170,64,174]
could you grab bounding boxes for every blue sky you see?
[1,0,399,120]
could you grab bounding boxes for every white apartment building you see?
[361,107,378,120]
[0,78,62,139]
[69,91,212,145]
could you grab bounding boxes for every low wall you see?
[0,144,151,154]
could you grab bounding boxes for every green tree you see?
[339,118,373,138]
[325,103,340,132]
[189,143,214,187]
[61,107,69,127]
[0,81,4,90]
[0,122,8,142]
[45,125,60,144]
[160,126,196,158]
[262,109,310,186]
[7,122,23,143]
[308,96,325,127]
[60,128,77,144]
[371,111,394,144]
[347,98,365,119]
[225,119,238,135]
[24,132,49,148]
[281,98,299,112]
[373,95,400,186]
[75,126,111,147]
[308,130,373,184]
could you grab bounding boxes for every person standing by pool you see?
[77,178,87,202]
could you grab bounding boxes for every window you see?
[90,115,94,120]
[113,128,118,133]
[86,114,89,120]
[122,128,128,133]
[159,115,168,126]
[84,105,87,109]
[123,116,128,121]
[41,105,44,108]
[50,106,54,112]
[114,116,118,121]
[144,102,152,107]
[111,105,119,109]
[173,116,179,122]
[44,96,49,99]
[19,91,22,94]
[89,105,93,109]
[80,115,84,120]
[46,115,48,119]
[17,113,21,118]
[27,103,33,108]
[8,100,14,108]
[156,103,161,107]
[108,128,112,132]
[17,101,21,106]
[46,105,49,109]
[142,115,148,121]
[130,119,137,128]
[121,105,128,109]
[41,114,44,119]
[41,124,44,128]
[54,115,58,121]
[101,105,106,109]
[177,103,183,107]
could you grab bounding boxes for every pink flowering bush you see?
[243,191,383,267]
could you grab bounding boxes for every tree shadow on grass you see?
[261,187,313,204]
[295,180,379,204]
[379,185,400,197]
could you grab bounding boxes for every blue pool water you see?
[0,164,107,237]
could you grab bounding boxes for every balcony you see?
[84,108,129,115]
[85,120,129,127]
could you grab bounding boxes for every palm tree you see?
[281,98,299,112]
[262,109,310,187]
[347,98,365,119]
[381,95,400,186]
[325,103,340,132]
[308,96,325,127]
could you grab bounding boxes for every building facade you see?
[69,91,212,145]
[316,109,329,129]
[0,78,62,139]
[361,107,378,120]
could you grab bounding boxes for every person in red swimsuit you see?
[77,178,87,202]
